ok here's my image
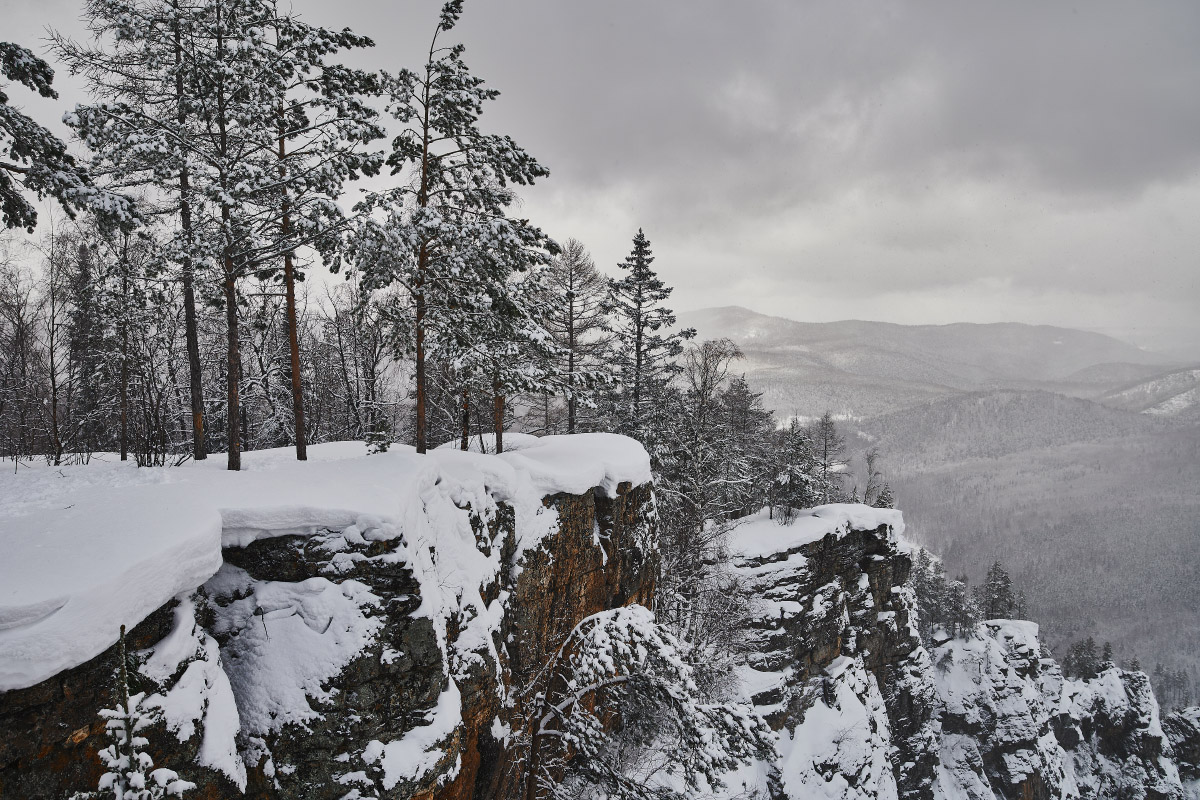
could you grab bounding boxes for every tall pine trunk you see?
[119,236,129,462]
[174,0,206,461]
[460,388,470,450]
[414,252,427,453]
[493,381,504,454]
[278,129,307,460]
[222,230,241,471]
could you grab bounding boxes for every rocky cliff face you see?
[728,506,1197,800]
[728,508,939,799]
[0,446,657,800]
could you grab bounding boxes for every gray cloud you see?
[7,0,1200,353]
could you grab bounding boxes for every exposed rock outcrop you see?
[730,506,1194,800]
[729,508,939,799]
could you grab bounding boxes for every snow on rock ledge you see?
[0,435,651,693]
[727,504,905,562]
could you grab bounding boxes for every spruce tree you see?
[607,228,694,448]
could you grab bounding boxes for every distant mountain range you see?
[679,306,1188,419]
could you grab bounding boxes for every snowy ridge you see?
[0,435,651,693]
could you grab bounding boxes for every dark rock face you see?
[733,524,940,799]
[468,481,659,800]
[205,529,446,800]
[1165,708,1200,786]
[0,480,658,800]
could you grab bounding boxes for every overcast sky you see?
[6,0,1200,355]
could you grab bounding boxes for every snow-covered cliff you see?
[0,436,658,799]
[725,506,1196,800]
[2,442,1197,799]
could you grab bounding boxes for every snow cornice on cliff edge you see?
[727,504,906,563]
[0,434,652,692]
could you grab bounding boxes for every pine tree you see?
[606,228,694,448]
[57,0,285,469]
[245,7,385,460]
[354,0,555,454]
[1,41,135,232]
[53,2,212,460]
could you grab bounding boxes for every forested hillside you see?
[856,392,1200,699]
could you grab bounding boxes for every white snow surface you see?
[0,435,650,692]
[727,504,905,560]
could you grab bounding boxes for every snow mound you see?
[0,436,651,692]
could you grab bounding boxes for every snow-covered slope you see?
[1100,367,1200,417]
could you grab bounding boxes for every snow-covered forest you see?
[3,1,1199,799]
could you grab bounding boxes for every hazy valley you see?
[685,306,1200,692]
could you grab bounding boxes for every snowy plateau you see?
[0,436,1197,799]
